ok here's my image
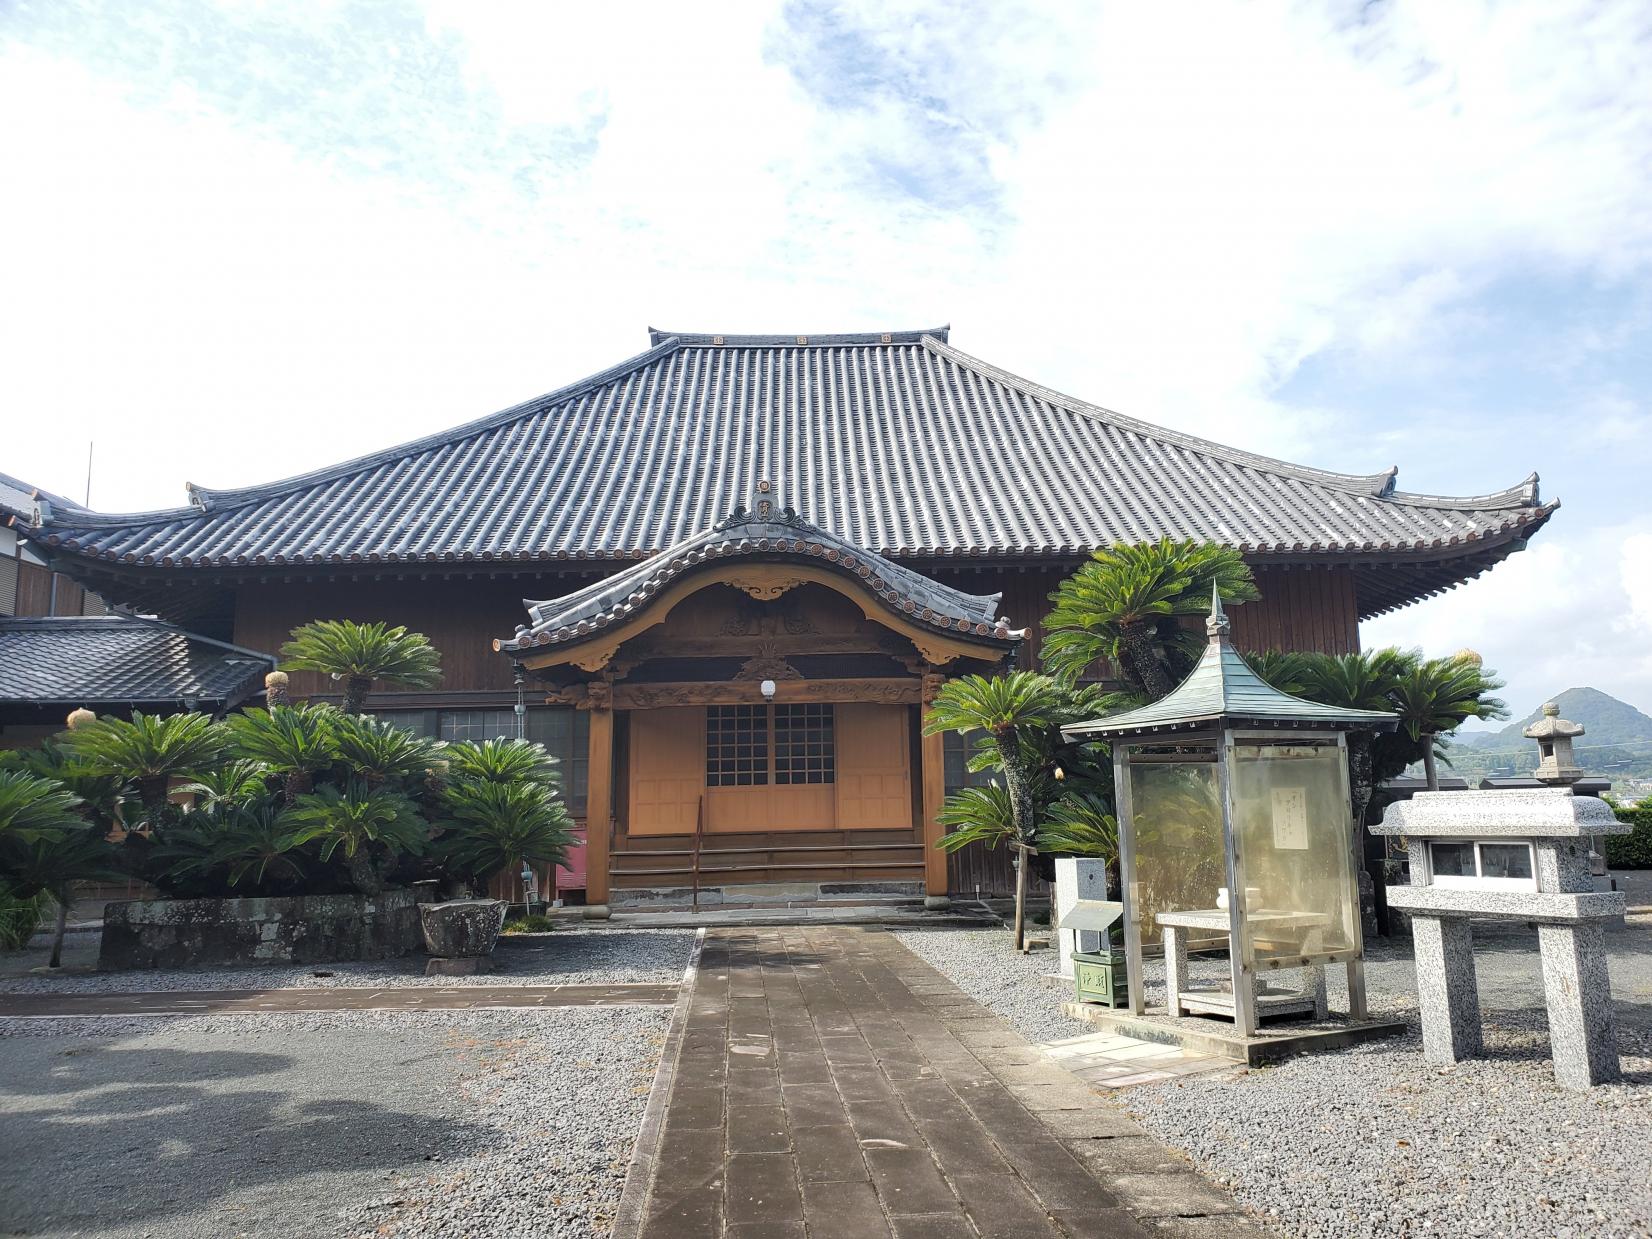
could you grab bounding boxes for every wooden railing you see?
[691,794,706,912]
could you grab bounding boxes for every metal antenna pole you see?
[85,442,94,506]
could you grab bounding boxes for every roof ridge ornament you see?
[1206,585,1231,639]
[719,479,802,529]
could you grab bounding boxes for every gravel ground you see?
[0,928,696,993]
[894,916,1652,1239]
[0,1005,669,1238]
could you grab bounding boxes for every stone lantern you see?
[1373,788,1626,1088]
[1526,701,1584,785]
[1064,591,1397,1036]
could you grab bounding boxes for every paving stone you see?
[665,1085,725,1132]
[793,1122,871,1183]
[834,1064,900,1101]
[1062,1137,1193,1177]
[846,1097,922,1147]
[1034,1108,1144,1140]
[725,1152,804,1225]
[1104,1173,1245,1219]
[889,1213,979,1239]
[726,1066,783,1106]
[865,1146,960,1217]
[952,1172,1064,1237]
[1009,1142,1124,1211]
[728,1103,791,1154]
[918,1116,1015,1177]
[781,1081,849,1128]
[1053,1208,1156,1238]
[803,1177,894,1237]
[1139,1217,1273,1238]
[728,1221,805,1238]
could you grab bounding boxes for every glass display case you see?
[1064,592,1396,1037]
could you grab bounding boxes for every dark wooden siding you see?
[1230,565,1359,655]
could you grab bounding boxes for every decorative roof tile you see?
[496,500,1023,653]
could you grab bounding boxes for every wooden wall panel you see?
[627,706,704,836]
[835,703,912,829]
[1230,565,1360,655]
[230,574,598,695]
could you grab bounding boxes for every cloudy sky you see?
[4,0,1650,719]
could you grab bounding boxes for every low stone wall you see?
[99,889,421,970]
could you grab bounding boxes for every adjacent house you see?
[10,328,1556,903]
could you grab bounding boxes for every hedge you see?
[1605,798,1652,869]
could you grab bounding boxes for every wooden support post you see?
[583,701,615,914]
[919,672,949,905]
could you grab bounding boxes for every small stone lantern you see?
[1526,702,1584,785]
[1372,789,1627,1088]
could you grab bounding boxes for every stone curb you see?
[611,926,706,1239]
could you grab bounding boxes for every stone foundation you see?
[99,890,421,970]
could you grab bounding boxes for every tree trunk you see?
[343,675,373,715]
[999,742,1039,952]
[136,775,170,816]
[48,896,68,969]
[344,848,385,895]
[1346,732,1376,834]
[282,769,313,806]
[1117,624,1172,700]
[1422,739,1439,791]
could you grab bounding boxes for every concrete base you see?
[1062,1001,1407,1066]
[582,904,612,921]
[610,881,922,909]
[424,955,495,977]
[923,895,952,911]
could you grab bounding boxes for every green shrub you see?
[502,913,558,934]
[0,889,46,950]
[1605,797,1652,869]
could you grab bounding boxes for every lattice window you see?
[774,703,834,784]
[706,704,770,786]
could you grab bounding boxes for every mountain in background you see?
[1445,687,1652,797]
[1453,687,1652,750]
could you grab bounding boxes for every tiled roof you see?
[1064,595,1399,738]
[0,616,274,708]
[496,502,1024,653]
[22,330,1555,614]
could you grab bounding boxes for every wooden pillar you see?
[583,697,615,912]
[919,669,949,903]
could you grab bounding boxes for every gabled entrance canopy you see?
[490,496,1024,908]
[496,496,1024,678]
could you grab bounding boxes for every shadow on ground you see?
[0,1041,489,1236]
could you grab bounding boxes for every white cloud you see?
[2,0,1651,706]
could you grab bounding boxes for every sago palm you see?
[66,711,224,817]
[223,705,340,803]
[280,619,443,713]
[2,827,122,967]
[333,714,444,787]
[1037,791,1119,861]
[285,782,428,894]
[1391,653,1507,789]
[1294,648,1414,824]
[178,759,273,812]
[924,671,1069,949]
[443,738,560,787]
[0,770,86,844]
[1044,538,1259,698]
[439,778,575,888]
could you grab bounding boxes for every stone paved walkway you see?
[0,982,677,1017]
[628,926,1266,1238]
[1040,1032,1228,1091]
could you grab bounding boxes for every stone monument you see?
[1053,857,1110,980]
[1372,786,1627,1088]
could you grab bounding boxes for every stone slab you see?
[1062,1002,1406,1066]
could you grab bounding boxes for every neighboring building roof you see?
[20,329,1556,618]
[1064,593,1400,738]
[0,615,274,708]
[496,501,1024,654]
[0,470,84,526]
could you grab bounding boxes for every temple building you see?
[9,328,1556,906]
